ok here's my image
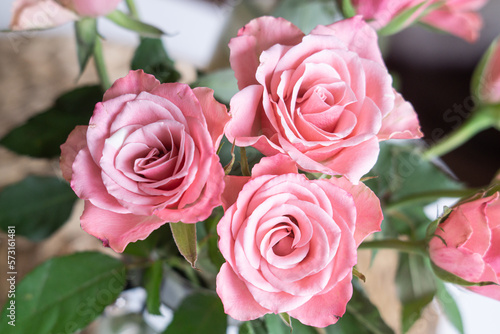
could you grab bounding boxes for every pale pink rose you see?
[353,0,488,42]
[216,154,383,327]
[10,0,121,30]
[475,37,500,104]
[60,70,230,252]
[429,192,500,300]
[225,16,422,183]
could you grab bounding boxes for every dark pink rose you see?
[10,0,122,30]
[429,191,500,300]
[60,70,230,252]
[353,0,488,42]
[216,154,383,327]
[225,16,422,183]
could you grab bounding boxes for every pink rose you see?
[429,191,500,300]
[216,154,383,327]
[10,0,122,30]
[225,16,422,183]
[353,0,488,42]
[60,70,230,252]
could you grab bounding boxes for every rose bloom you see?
[225,16,422,183]
[353,0,489,42]
[216,154,383,327]
[10,0,122,30]
[429,191,500,300]
[60,70,230,252]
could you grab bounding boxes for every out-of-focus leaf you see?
[334,282,394,334]
[239,319,268,334]
[365,142,463,238]
[0,85,102,158]
[0,176,77,241]
[74,18,97,74]
[145,259,164,315]
[131,37,180,83]
[163,291,226,334]
[106,10,164,38]
[396,254,436,333]
[435,281,464,334]
[272,0,343,33]
[193,68,239,104]
[170,222,197,268]
[0,252,126,334]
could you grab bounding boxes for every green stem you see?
[93,36,111,90]
[385,188,479,212]
[423,110,493,160]
[358,239,428,256]
[125,0,140,19]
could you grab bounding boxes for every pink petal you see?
[229,16,304,89]
[216,263,270,321]
[80,201,166,253]
[150,82,207,124]
[326,177,383,246]
[222,175,251,211]
[193,87,230,148]
[72,0,122,17]
[10,0,77,30]
[226,85,265,139]
[154,155,225,223]
[71,147,129,213]
[251,154,298,178]
[103,70,160,102]
[421,9,483,43]
[311,16,385,66]
[287,273,353,327]
[378,92,423,140]
[60,125,88,182]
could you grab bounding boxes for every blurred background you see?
[0,0,499,333]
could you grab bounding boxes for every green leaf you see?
[106,10,164,38]
[396,255,436,333]
[163,291,227,334]
[435,280,464,334]
[0,252,126,334]
[217,137,265,176]
[74,18,98,74]
[170,222,198,268]
[131,37,180,83]
[193,68,239,104]
[272,0,343,33]
[145,259,164,315]
[0,176,78,241]
[335,282,394,334]
[365,142,463,239]
[0,85,103,158]
[378,2,429,36]
[264,314,290,334]
[238,320,268,334]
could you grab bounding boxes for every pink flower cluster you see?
[353,0,489,42]
[58,5,494,328]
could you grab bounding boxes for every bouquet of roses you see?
[1,0,499,333]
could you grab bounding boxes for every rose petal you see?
[193,87,230,148]
[80,201,166,253]
[60,125,88,182]
[103,70,160,102]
